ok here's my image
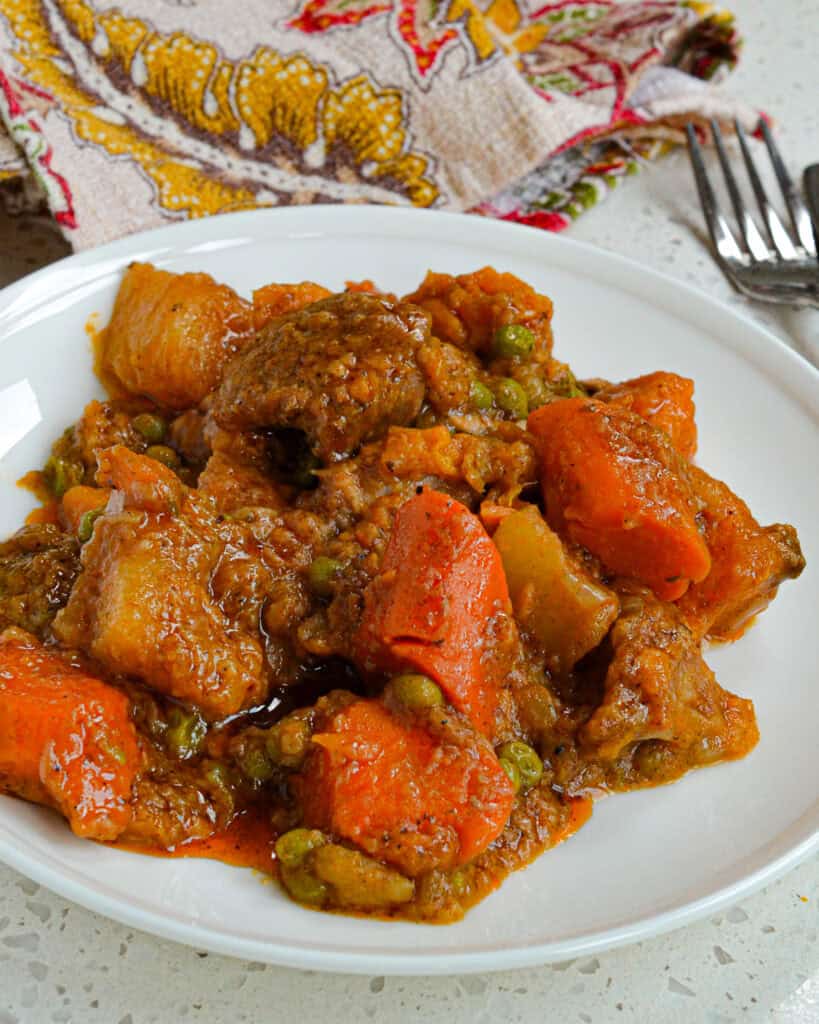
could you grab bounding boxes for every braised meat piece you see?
[677,466,805,640]
[0,525,80,637]
[212,292,429,461]
[579,589,758,774]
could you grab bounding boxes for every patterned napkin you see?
[0,0,753,250]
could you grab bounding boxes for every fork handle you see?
[804,165,819,250]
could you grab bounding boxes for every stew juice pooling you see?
[0,266,804,922]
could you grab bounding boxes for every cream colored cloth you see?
[0,1,751,249]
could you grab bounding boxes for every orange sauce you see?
[111,808,278,876]
[86,312,125,398]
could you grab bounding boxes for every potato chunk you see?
[493,506,619,673]
[101,262,253,409]
[53,511,266,720]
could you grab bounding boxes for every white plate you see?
[0,207,817,975]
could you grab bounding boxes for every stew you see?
[0,263,804,922]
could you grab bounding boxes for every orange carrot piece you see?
[251,282,332,331]
[60,485,110,536]
[354,489,515,737]
[298,699,514,875]
[596,371,697,459]
[528,399,710,601]
[95,445,183,515]
[0,629,138,840]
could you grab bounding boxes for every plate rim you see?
[0,204,817,975]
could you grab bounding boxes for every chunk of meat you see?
[0,629,138,840]
[406,267,553,358]
[95,445,184,516]
[595,372,697,459]
[354,489,517,737]
[101,262,253,409]
[197,451,285,515]
[252,281,332,330]
[580,591,758,770]
[528,398,711,601]
[0,525,80,637]
[74,399,148,474]
[297,696,515,875]
[212,292,430,461]
[676,466,805,640]
[379,426,537,498]
[53,509,266,720]
[415,336,483,416]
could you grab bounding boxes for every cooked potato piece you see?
[101,262,253,409]
[493,506,619,673]
[0,628,138,840]
[53,511,266,720]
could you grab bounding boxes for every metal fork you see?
[685,119,819,308]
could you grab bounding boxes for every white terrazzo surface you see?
[0,0,817,1018]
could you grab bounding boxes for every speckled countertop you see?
[1,0,817,1019]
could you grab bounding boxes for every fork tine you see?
[759,118,817,256]
[710,119,769,260]
[734,120,799,260]
[685,124,744,264]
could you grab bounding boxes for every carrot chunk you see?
[595,371,697,459]
[251,282,332,331]
[0,629,138,840]
[298,698,514,875]
[354,489,515,737]
[528,399,710,601]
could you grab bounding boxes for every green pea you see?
[499,757,521,793]
[239,745,275,782]
[497,741,543,790]
[132,412,167,444]
[265,717,312,767]
[494,378,529,420]
[204,762,232,791]
[307,556,343,598]
[77,507,104,543]
[450,869,468,897]
[492,324,535,360]
[165,707,206,760]
[145,444,180,469]
[275,828,326,868]
[562,370,586,399]
[281,866,329,906]
[390,673,444,710]
[469,379,494,412]
[44,456,83,499]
